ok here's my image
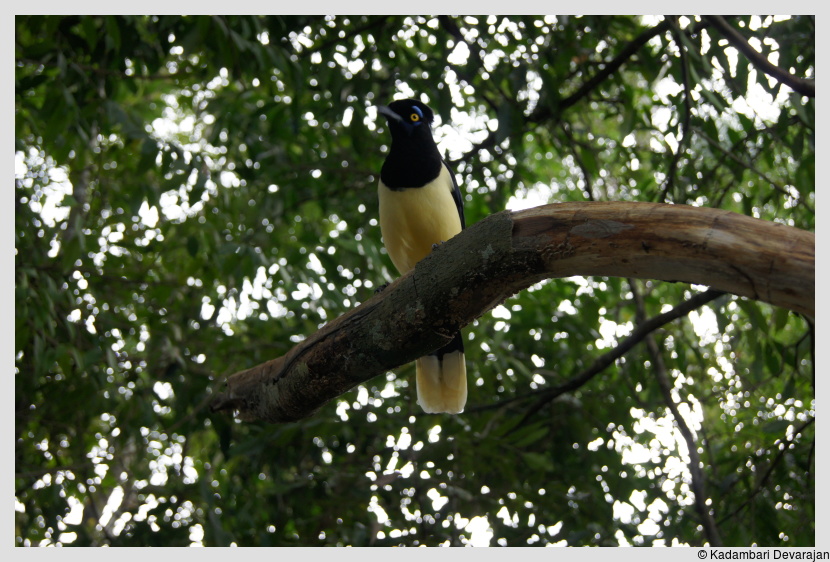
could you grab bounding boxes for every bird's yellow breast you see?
[378,165,462,275]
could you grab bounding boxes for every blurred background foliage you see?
[15,15,814,546]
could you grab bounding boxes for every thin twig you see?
[532,18,674,122]
[691,125,814,214]
[454,18,673,164]
[716,417,815,525]
[17,57,197,82]
[630,279,723,546]
[559,122,595,201]
[703,16,814,98]
[660,18,695,203]
[438,15,517,118]
[482,288,726,426]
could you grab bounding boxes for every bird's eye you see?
[409,105,424,123]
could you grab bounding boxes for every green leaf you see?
[772,308,790,334]
[762,419,791,435]
[104,16,122,52]
[186,235,199,257]
[495,102,514,145]
[137,138,159,174]
[523,451,554,471]
[512,425,549,448]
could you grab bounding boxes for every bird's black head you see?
[376,98,443,188]
[377,99,436,141]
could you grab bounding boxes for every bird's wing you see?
[443,160,466,230]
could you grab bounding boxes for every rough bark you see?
[210,202,815,423]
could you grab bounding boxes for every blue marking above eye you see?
[411,105,424,118]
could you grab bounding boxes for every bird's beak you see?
[377,105,404,124]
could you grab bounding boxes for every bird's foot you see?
[374,282,390,294]
[431,240,446,251]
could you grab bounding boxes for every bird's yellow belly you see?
[378,166,462,274]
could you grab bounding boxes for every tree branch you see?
[502,287,725,428]
[559,122,595,201]
[454,18,673,164]
[64,122,97,246]
[210,202,814,423]
[533,18,673,122]
[703,16,815,98]
[690,125,814,215]
[630,280,723,546]
[716,417,814,525]
[660,18,695,203]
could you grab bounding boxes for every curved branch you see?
[211,202,814,423]
[703,16,814,98]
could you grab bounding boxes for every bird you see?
[376,98,467,414]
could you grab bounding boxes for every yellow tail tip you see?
[415,352,467,414]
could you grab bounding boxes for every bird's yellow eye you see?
[410,113,420,122]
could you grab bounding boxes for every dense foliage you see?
[15,15,814,546]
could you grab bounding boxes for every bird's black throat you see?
[380,128,443,190]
